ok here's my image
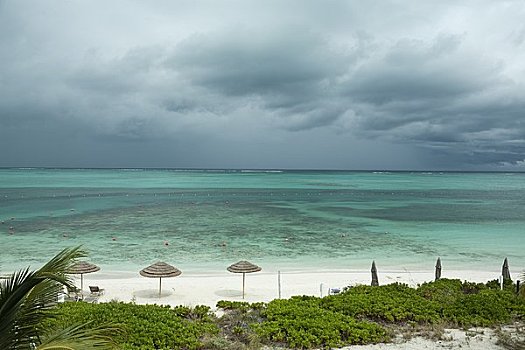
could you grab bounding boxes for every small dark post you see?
[435,257,442,281]
[371,261,379,286]
[517,280,520,295]
[502,258,511,280]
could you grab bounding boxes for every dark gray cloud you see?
[1,0,524,170]
[169,29,344,96]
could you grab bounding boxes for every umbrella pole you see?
[159,277,162,297]
[278,270,281,299]
[242,273,245,299]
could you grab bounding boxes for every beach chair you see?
[65,286,81,301]
[89,285,105,296]
[328,287,341,295]
[83,294,100,303]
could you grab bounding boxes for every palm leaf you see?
[36,322,119,350]
[0,247,87,350]
[15,279,65,347]
[0,268,37,350]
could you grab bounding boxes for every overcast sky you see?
[1,1,524,170]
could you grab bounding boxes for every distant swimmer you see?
[219,241,227,247]
[8,226,15,234]
[112,237,117,241]
[164,241,169,246]
[63,233,68,237]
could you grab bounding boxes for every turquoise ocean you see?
[1,168,524,274]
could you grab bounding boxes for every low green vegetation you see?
[322,283,440,323]
[46,278,525,349]
[44,302,219,350]
[253,296,389,348]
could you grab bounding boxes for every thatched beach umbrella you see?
[66,261,100,291]
[140,261,182,297]
[371,261,379,286]
[502,258,511,280]
[227,260,261,299]
[435,257,442,281]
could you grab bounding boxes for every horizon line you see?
[0,166,524,174]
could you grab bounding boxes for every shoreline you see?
[3,254,517,275]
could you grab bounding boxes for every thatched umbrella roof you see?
[140,261,181,297]
[67,261,100,275]
[371,261,379,286]
[140,261,182,278]
[66,261,100,291]
[502,257,511,280]
[227,260,261,274]
[435,257,442,281]
[227,260,261,299]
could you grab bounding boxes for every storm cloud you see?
[1,0,524,169]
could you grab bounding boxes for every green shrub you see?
[324,283,440,323]
[443,289,525,327]
[417,278,525,327]
[45,302,218,350]
[216,300,265,312]
[418,279,464,308]
[461,280,487,294]
[486,278,515,292]
[254,297,389,348]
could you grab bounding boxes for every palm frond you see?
[0,246,88,350]
[36,322,118,350]
[14,279,65,346]
[0,268,36,350]
[36,246,87,287]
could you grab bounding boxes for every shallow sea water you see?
[1,169,524,274]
